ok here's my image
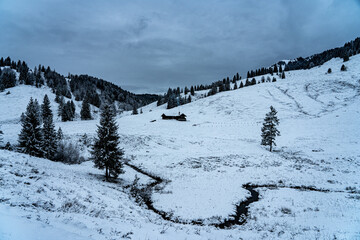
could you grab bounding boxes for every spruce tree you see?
[57,127,64,140]
[281,72,286,79]
[58,96,64,117]
[41,94,52,121]
[80,99,92,120]
[261,106,280,152]
[91,104,124,180]
[42,102,57,160]
[184,87,189,95]
[0,126,3,145]
[157,96,163,106]
[190,86,195,96]
[70,100,76,118]
[251,78,256,85]
[233,82,238,90]
[18,98,44,157]
[273,64,278,73]
[132,104,138,115]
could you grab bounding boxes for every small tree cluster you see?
[59,98,76,122]
[80,97,92,120]
[18,98,44,157]
[18,96,59,159]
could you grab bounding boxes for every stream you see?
[125,162,354,229]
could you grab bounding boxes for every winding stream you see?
[125,162,355,229]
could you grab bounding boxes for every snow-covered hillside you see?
[1,55,360,239]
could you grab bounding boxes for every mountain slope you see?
[0,55,360,239]
[0,57,158,111]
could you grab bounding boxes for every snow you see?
[1,55,360,239]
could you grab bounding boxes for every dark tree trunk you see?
[106,166,109,181]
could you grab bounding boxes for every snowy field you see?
[0,56,360,239]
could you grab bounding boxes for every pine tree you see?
[132,104,138,115]
[18,98,44,157]
[91,104,124,180]
[80,99,92,120]
[233,82,238,90]
[140,108,143,114]
[188,95,192,103]
[58,96,64,117]
[42,100,57,160]
[261,106,280,152]
[70,100,76,118]
[167,94,176,109]
[57,127,64,140]
[157,96,163,106]
[184,87,189,95]
[41,94,52,122]
[341,64,347,71]
[0,126,3,145]
[251,78,257,85]
[273,64,278,73]
[281,72,286,79]
[239,81,244,88]
[190,86,195,96]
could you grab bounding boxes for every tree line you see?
[0,57,158,112]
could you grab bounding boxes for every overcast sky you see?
[1,0,360,93]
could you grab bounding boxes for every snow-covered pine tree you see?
[0,126,3,144]
[156,96,163,106]
[58,96,64,117]
[132,104,138,115]
[41,94,52,121]
[281,72,286,79]
[42,95,57,160]
[57,127,64,140]
[18,98,44,157]
[190,86,195,96]
[91,104,124,180]
[80,98,92,120]
[261,106,280,152]
[234,82,238,89]
[70,100,76,118]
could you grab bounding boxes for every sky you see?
[1,0,360,94]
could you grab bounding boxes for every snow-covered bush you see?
[53,140,84,164]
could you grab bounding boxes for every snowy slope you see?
[1,55,360,239]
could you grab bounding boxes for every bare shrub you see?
[53,140,84,164]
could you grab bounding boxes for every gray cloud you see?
[1,0,360,93]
